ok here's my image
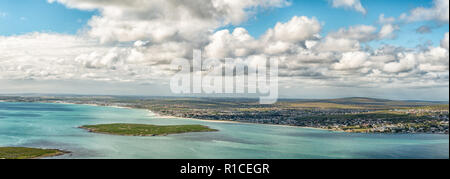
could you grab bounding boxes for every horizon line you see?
[0,93,448,103]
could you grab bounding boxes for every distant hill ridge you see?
[0,95,448,105]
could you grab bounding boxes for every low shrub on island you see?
[80,123,218,136]
[0,147,67,159]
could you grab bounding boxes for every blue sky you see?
[0,0,96,35]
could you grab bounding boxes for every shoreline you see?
[78,124,219,137]
[1,100,329,131]
[2,101,447,135]
[151,112,332,131]
[53,101,135,110]
[0,147,70,159]
[34,150,71,159]
[139,111,449,135]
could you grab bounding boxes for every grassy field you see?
[0,147,67,159]
[304,111,433,123]
[281,102,363,109]
[413,104,449,111]
[80,123,218,136]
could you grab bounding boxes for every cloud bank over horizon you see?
[0,0,448,100]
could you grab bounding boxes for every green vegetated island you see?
[0,147,68,159]
[1,124,217,159]
[80,123,218,136]
[1,96,449,134]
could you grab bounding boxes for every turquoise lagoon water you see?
[0,102,448,159]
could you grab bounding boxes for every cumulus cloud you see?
[442,32,449,50]
[262,16,321,43]
[378,24,399,39]
[0,33,101,80]
[315,24,399,53]
[382,44,448,75]
[333,51,370,70]
[203,21,448,90]
[314,25,376,53]
[330,0,367,15]
[205,28,259,58]
[329,24,398,42]
[0,33,187,82]
[48,0,291,43]
[316,36,361,52]
[328,25,377,42]
[383,54,417,73]
[205,16,321,58]
[378,14,396,24]
[400,0,449,23]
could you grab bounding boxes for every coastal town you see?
[147,104,449,134]
[1,96,448,134]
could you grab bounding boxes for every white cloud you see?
[400,0,449,23]
[202,19,447,90]
[378,24,399,39]
[331,0,367,15]
[333,51,370,70]
[316,37,361,52]
[315,24,399,53]
[0,33,102,80]
[328,25,378,42]
[378,14,396,24]
[383,45,449,74]
[417,46,449,65]
[418,63,448,72]
[264,41,294,55]
[0,33,188,82]
[205,28,259,58]
[383,54,417,73]
[48,0,291,43]
[205,16,321,58]
[263,16,321,43]
[441,32,449,50]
